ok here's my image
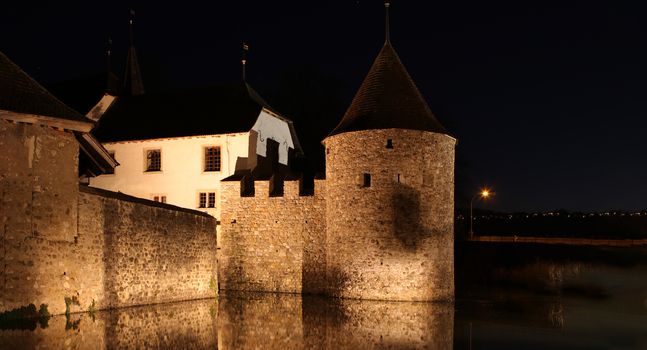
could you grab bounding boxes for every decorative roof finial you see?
[106,36,112,67]
[123,9,145,95]
[129,9,135,45]
[242,42,249,82]
[385,1,391,44]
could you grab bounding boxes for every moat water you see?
[2,287,647,349]
[3,244,647,349]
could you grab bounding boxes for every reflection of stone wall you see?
[218,292,454,349]
[219,180,326,294]
[0,314,107,350]
[0,299,217,350]
[102,299,217,349]
[324,129,456,301]
[217,293,305,349]
[1,294,453,350]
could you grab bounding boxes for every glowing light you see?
[481,189,490,198]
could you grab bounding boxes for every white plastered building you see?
[88,83,302,220]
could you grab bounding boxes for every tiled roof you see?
[0,51,89,123]
[92,82,278,142]
[329,42,447,137]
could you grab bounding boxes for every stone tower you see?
[323,2,456,301]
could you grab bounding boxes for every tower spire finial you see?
[129,9,135,45]
[123,9,145,95]
[384,1,391,43]
[242,42,249,82]
[106,36,112,70]
[106,36,115,92]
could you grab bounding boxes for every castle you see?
[218,3,456,301]
[0,2,455,317]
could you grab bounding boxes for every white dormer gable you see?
[251,107,302,165]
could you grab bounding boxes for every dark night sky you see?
[2,1,647,212]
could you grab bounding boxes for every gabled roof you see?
[92,82,279,142]
[0,51,91,125]
[328,42,447,137]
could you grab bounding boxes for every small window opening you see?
[397,174,401,183]
[386,139,393,149]
[363,173,371,188]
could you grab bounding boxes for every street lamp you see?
[469,188,492,239]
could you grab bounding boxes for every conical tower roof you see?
[329,42,447,137]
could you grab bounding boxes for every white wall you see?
[252,108,297,165]
[89,132,249,219]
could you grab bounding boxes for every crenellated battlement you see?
[222,174,326,198]
[218,172,327,295]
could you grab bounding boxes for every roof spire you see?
[385,1,391,44]
[105,36,119,95]
[129,9,135,45]
[106,36,112,74]
[123,9,145,96]
[242,42,249,81]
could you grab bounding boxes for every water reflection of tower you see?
[323,1,457,301]
[217,293,455,349]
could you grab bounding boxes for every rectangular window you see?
[204,146,221,172]
[198,192,216,209]
[146,149,161,172]
[106,151,116,174]
[152,195,167,203]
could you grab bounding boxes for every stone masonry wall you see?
[1,119,217,315]
[78,187,217,311]
[0,119,80,314]
[323,129,456,301]
[219,179,326,294]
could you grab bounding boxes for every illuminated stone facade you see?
[219,129,455,302]
[218,40,456,301]
[0,119,217,316]
[219,179,327,294]
[324,129,456,301]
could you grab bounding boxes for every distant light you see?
[481,189,490,198]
